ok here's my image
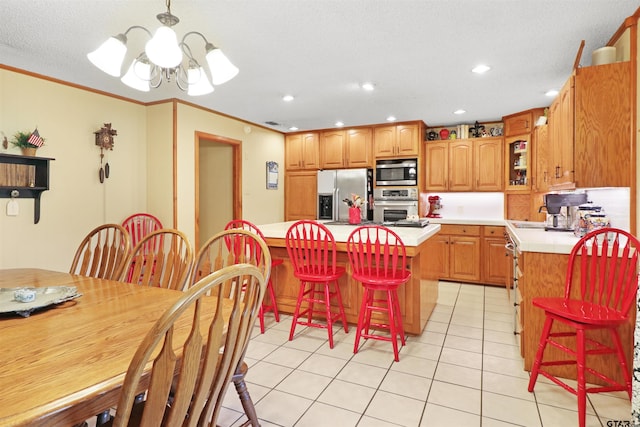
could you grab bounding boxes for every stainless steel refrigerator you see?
[317,168,373,222]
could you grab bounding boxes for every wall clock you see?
[94,123,117,183]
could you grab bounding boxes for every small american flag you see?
[27,128,44,147]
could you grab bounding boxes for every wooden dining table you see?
[0,268,227,427]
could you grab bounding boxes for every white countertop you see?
[257,221,441,247]
[427,217,505,226]
[505,221,580,254]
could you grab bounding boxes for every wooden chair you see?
[225,219,282,333]
[527,228,640,427]
[121,213,162,281]
[120,228,193,291]
[109,263,266,427]
[69,223,131,280]
[285,220,348,349]
[191,228,271,427]
[346,225,410,361]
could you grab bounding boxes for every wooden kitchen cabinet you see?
[284,170,317,220]
[573,62,632,188]
[425,137,502,192]
[320,128,372,169]
[503,109,541,137]
[439,225,481,282]
[532,124,550,193]
[504,134,531,192]
[431,225,505,286]
[475,138,503,191]
[547,76,575,187]
[481,226,508,285]
[373,123,422,158]
[285,132,320,170]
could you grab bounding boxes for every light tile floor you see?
[218,281,632,427]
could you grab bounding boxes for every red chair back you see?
[122,213,163,252]
[346,226,409,283]
[565,227,640,316]
[285,220,339,277]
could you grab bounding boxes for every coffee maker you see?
[539,192,588,231]
[427,195,443,218]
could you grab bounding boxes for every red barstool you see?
[226,219,281,333]
[285,220,348,349]
[346,225,410,362]
[527,228,640,427]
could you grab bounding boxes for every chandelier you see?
[87,0,238,96]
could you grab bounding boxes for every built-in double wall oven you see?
[375,158,417,186]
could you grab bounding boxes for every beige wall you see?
[0,68,285,271]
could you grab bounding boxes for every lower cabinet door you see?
[449,236,480,282]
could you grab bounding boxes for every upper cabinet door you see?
[425,142,449,191]
[373,126,396,157]
[396,124,419,157]
[320,130,346,169]
[475,137,503,191]
[345,128,372,168]
[285,132,319,170]
[449,140,473,191]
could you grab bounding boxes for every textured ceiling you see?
[1,0,637,132]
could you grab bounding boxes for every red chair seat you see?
[532,297,628,325]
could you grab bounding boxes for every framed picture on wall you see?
[266,161,278,189]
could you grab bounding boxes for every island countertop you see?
[255,220,442,335]
[257,221,441,247]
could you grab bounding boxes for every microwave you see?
[375,158,417,186]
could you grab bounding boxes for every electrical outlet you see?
[6,200,19,216]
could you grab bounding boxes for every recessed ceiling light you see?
[282,94,294,102]
[472,64,491,74]
[453,109,466,115]
[335,121,344,127]
[386,116,396,122]
[289,126,299,131]
[545,89,559,97]
[361,82,375,91]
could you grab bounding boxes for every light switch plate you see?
[6,200,19,216]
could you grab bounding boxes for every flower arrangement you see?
[343,194,364,208]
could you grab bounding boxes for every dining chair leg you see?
[387,290,399,362]
[611,328,633,398]
[353,288,369,354]
[232,361,261,427]
[576,328,587,427]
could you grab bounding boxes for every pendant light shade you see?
[145,26,183,68]
[187,67,214,96]
[87,35,127,77]
[121,60,151,92]
[205,47,239,85]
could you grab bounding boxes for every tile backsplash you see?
[420,188,630,230]
[581,187,630,231]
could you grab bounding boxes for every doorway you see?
[195,132,242,250]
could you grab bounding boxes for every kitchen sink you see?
[510,221,546,229]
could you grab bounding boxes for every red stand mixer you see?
[427,195,443,218]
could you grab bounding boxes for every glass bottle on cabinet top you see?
[506,136,529,190]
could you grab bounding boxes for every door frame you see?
[194,131,242,250]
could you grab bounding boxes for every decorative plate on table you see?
[0,286,82,317]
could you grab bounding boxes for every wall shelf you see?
[0,153,55,224]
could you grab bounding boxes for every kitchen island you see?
[505,221,634,386]
[258,221,441,335]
